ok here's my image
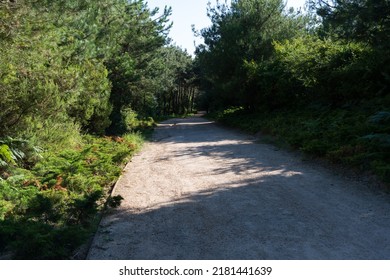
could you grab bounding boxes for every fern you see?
[0,137,43,168]
[0,144,16,166]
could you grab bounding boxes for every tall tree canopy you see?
[0,0,196,139]
[312,0,390,46]
[195,0,308,109]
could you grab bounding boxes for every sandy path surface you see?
[87,115,390,259]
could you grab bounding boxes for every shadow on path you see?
[88,116,390,260]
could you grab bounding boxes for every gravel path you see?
[87,115,390,259]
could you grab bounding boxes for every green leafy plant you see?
[0,144,15,167]
[0,137,43,170]
[0,132,144,259]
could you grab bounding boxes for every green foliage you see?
[0,133,144,259]
[0,145,15,167]
[237,36,374,110]
[1,0,176,140]
[105,2,174,133]
[312,0,390,47]
[0,137,42,171]
[20,119,83,152]
[107,107,156,135]
[197,0,390,115]
[66,61,113,135]
[360,111,390,181]
[0,1,114,138]
[273,36,370,105]
[195,0,309,109]
[153,46,199,116]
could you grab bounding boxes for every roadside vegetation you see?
[0,133,143,259]
[196,0,390,184]
[0,0,197,259]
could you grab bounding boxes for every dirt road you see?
[87,115,390,259]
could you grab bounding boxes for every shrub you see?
[273,36,370,106]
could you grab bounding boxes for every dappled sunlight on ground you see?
[88,116,390,260]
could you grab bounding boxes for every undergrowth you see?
[0,133,144,259]
[207,99,390,185]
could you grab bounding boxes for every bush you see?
[273,36,370,106]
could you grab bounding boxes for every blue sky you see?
[146,0,308,56]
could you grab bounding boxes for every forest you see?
[0,0,389,259]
